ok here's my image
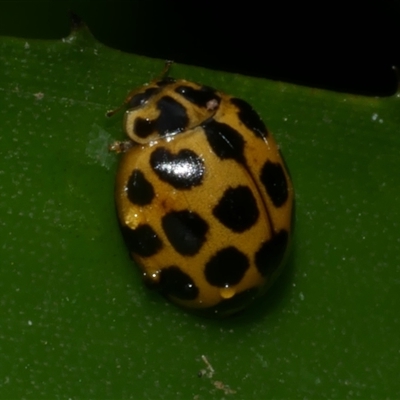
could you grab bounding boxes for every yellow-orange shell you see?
[114,79,294,317]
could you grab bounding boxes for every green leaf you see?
[1,25,399,399]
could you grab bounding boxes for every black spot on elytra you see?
[156,96,189,136]
[213,186,259,232]
[231,97,268,139]
[205,247,249,287]
[255,230,289,276]
[202,119,245,164]
[162,210,209,256]
[126,169,155,206]
[120,224,162,257]
[127,87,158,109]
[159,266,199,300]
[150,147,205,189]
[260,161,289,207]
[175,85,221,108]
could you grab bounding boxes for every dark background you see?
[1,0,399,96]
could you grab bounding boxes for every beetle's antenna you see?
[159,60,174,80]
[106,60,174,117]
[106,104,125,117]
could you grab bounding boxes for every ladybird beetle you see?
[110,65,294,317]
